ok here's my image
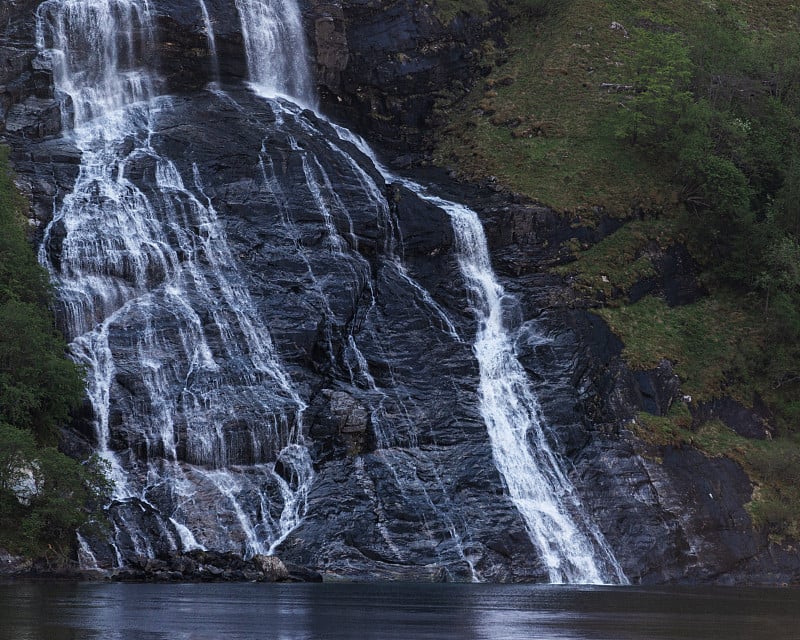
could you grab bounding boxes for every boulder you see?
[252,554,291,581]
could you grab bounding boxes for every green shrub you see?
[616,29,695,148]
[0,423,111,561]
[0,148,107,564]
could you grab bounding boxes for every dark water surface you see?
[0,582,798,640]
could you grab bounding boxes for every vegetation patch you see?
[628,403,694,448]
[598,295,761,401]
[556,218,675,299]
[631,415,800,540]
[435,0,800,540]
[434,0,672,210]
[433,0,490,24]
[0,147,110,565]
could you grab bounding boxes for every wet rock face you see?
[478,200,800,584]
[0,0,58,139]
[13,83,544,581]
[3,0,800,585]
[306,0,504,153]
[149,0,251,92]
[133,90,546,581]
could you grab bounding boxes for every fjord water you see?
[2,582,800,640]
[35,0,625,580]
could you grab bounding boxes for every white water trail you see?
[197,0,220,83]
[403,186,627,585]
[333,127,626,584]
[235,7,623,578]
[235,0,315,107]
[36,0,313,565]
[35,0,625,582]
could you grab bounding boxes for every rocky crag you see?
[1,0,798,584]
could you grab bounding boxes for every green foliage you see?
[678,148,750,217]
[0,300,86,444]
[616,30,695,147]
[0,148,84,446]
[556,218,674,299]
[772,156,800,238]
[0,150,50,307]
[691,2,754,102]
[597,295,760,401]
[755,235,800,309]
[630,403,694,447]
[510,0,557,17]
[434,0,490,24]
[0,423,111,561]
[740,434,800,539]
[769,31,800,110]
[0,421,37,495]
[0,148,106,563]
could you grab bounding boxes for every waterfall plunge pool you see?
[1,581,797,639]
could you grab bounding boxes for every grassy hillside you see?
[434,0,800,540]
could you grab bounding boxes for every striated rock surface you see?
[0,0,798,586]
[306,0,505,153]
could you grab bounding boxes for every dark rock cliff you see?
[1,0,798,584]
[306,0,504,154]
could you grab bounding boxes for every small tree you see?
[0,422,112,562]
[0,300,85,445]
[617,30,695,148]
[23,449,112,562]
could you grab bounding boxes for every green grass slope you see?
[435,0,800,540]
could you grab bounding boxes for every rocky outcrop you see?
[0,0,60,137]
[474,193,800,584]
[692,397,774,440]
[0,549,33,575]
[306,0,505,154]
[2,0,799,586]
[112,550,319,582]
[0,548,320,582]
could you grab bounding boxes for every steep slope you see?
[0,0,798,584]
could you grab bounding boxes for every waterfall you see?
[336,130,627,584]
[33,0,624,582]
[411,193,627,584]
[36,0,313,562]
[197,0,220,84]
[235,0,315,106]
[35,0,158,127]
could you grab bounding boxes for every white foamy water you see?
[36,0,313,563]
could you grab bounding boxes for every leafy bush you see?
[0,423,111,561]
[434,0,489,24]
[0,148,107,564]
[616,30,694,148]
[0,300,86,445]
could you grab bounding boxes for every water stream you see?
[34,0,625,583]
[36,0,313,561]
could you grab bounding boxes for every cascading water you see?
[337,129,627,584]
[235,0,315,106]
[33,0,625,583]
[197,0,220,84]
[399,188,627,584]
[36,0,313,562]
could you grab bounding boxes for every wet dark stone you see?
[628,242,707,306]
[1,0,799,587]
[309,0,506,153]
[693,397,774,440]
